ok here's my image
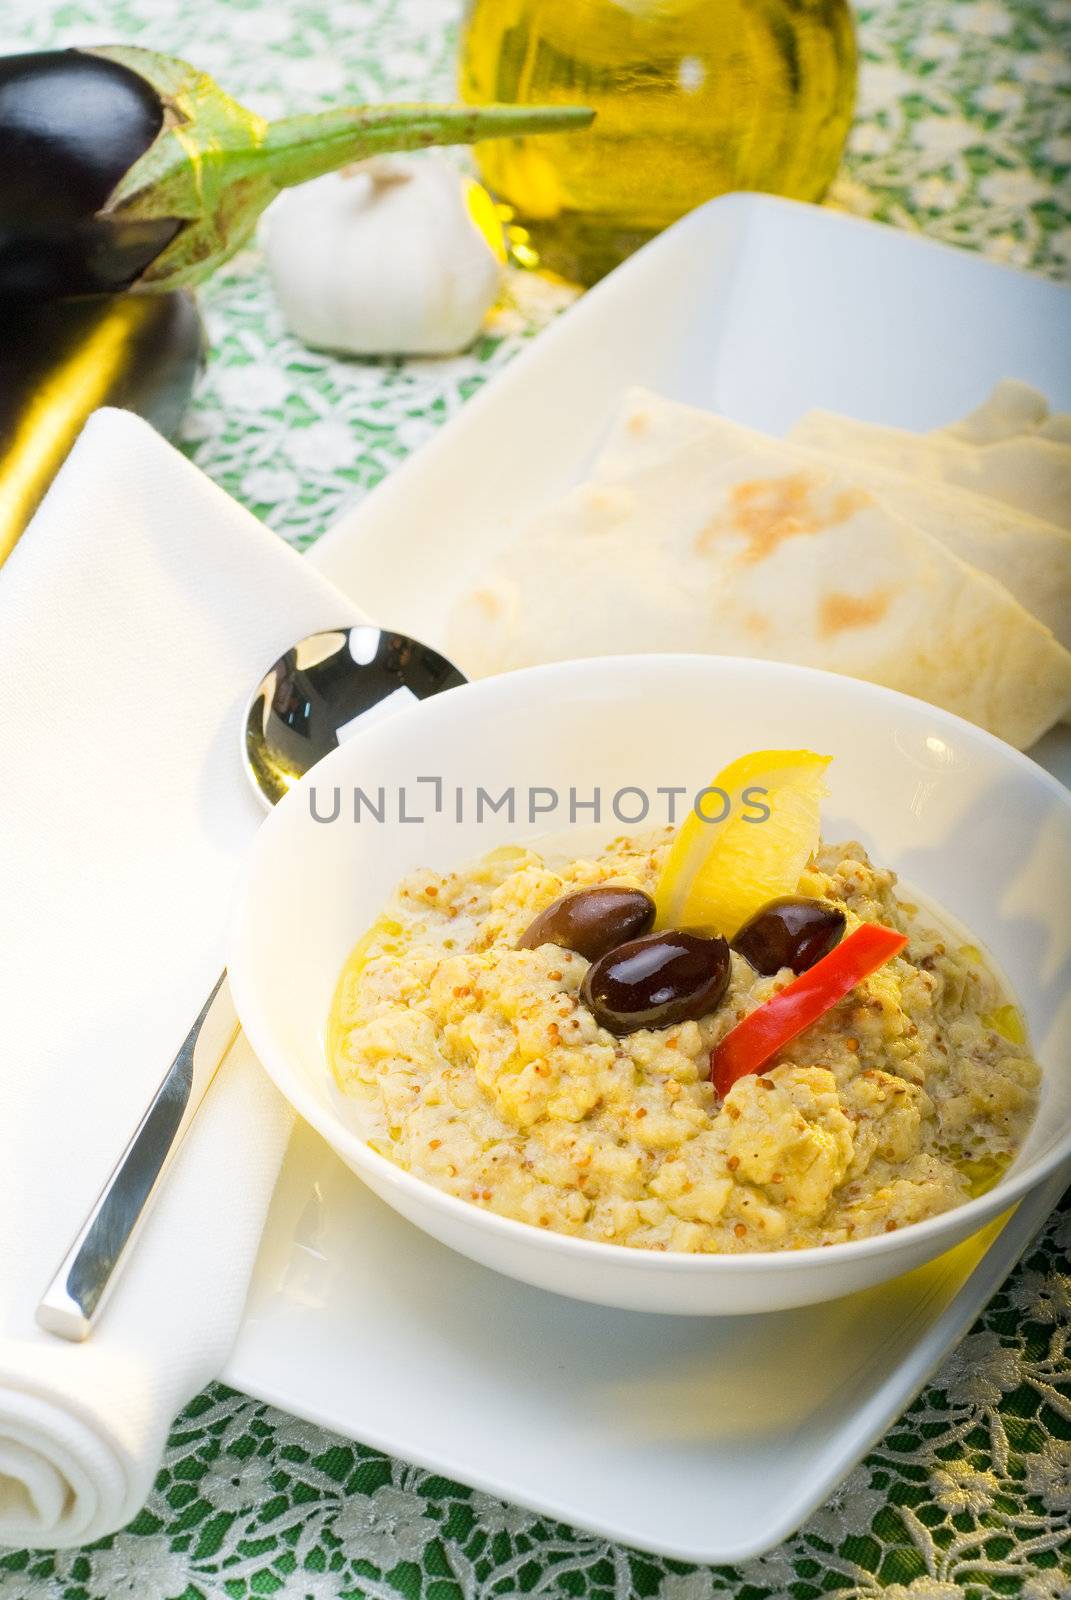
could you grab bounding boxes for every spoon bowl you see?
[244,624,466,807]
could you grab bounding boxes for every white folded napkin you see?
[0,409,365,1549]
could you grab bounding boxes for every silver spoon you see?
[36,626,465,1341]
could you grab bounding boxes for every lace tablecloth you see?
[2,1,1069,1596]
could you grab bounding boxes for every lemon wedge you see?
[654,749,831,937]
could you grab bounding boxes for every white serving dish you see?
[223,194,1071,1556]
[228,654,1071,1317]
[311,192,1071,794]
[225,1128,1067,1564]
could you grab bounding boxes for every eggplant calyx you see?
[87,44,594,294]
[87,44,273,291]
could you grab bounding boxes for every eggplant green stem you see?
[88,45,594,293]
[259,103,593,191]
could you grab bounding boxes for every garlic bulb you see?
[263,155,506,357]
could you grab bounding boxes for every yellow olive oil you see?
[966,1152,1015,1198]
[982,1003,1027,1046]
[947,1147,1015,1199]
[459,0,858,283]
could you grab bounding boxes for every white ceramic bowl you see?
[228,656,1071,1315]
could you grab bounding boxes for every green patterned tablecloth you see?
[2,1,1069,1596]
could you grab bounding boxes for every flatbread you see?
[590,389,1071,648]
[1039,414,1071,444]
[936,379,1048,443]
[788,409,1071,529]
[449,431,1071,749]
[934,380,1071,446]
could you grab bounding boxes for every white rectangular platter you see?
[226,1128,1066,1564]
[222,194,1071,1562]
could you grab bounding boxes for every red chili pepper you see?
[711,921,908,1099]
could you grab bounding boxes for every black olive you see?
[580,930,731,1036]
[731,896,846,976]
[517,886,655,962]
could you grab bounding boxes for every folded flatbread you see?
[589,388,1071,648]
[936,379,1048,443]
[789,408,1071,529]
[935,379,1071,446]
[450,428,1071,749]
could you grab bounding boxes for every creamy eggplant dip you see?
[327,826,1039,1254]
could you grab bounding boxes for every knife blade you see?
[35,970,239,1341]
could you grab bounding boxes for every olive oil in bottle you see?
[460,0,857,284]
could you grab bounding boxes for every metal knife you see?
[35,972,239,1341]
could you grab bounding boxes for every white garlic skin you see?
[263,156,505,358]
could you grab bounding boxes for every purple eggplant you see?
[0,46,592,301]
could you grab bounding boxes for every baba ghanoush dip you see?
[327,754,1040,1254]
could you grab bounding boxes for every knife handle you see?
[35,971,240,1342]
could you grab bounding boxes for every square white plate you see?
[223,194,1071,1561]
[226,1130,1065,1565]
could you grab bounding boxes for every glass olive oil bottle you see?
[460,0,857,284]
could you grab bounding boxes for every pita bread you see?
[936,379,1048,443]
[449,430,1071,749]
[788,409,1071,529]
[1039,414,1071,444]
[934,380,1071,446]
[590,389,1071,648]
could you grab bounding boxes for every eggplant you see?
[0,291,204,563]
[0,51,181,300]
[0,46,593,301]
